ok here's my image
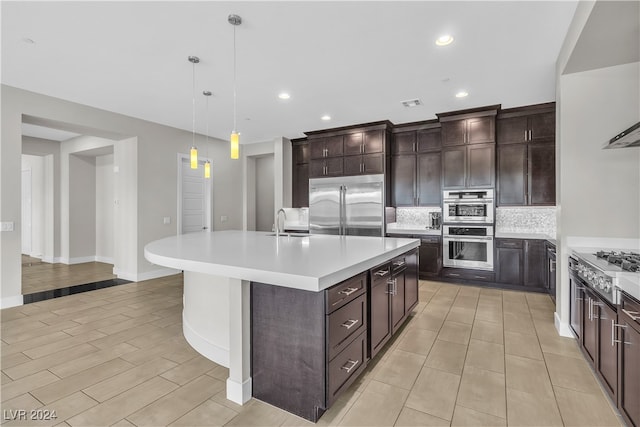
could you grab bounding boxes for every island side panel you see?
[251,282,327,422]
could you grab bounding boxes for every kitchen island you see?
[144,230,419,418]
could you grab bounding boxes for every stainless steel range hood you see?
[603,121,640,149]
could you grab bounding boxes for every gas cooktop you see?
[595,251,639,272]
[573,248,640,304]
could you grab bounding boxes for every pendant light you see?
[229,14,242,160]
[188,55,200,169]
[203,90,212,179]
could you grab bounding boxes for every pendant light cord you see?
[233,24,237,133]
[192,61,196,147]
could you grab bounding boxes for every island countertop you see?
[144,230,420,292]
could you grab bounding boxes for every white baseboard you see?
[61,256,97,265]
[41,256,63,264]
[554,311,575,338]
[29,252,43,259]
[1,295,24,309]
[113,267,180,282]
[95,256,114,264]
[183,313,230,367]
[226,377,252,405]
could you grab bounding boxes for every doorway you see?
[255,155,275,232]
[178,155,213,234]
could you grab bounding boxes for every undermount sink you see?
[266,233,309,238]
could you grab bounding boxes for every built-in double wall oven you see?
[442,189,495,271]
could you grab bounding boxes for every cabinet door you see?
[569,275,583,339]
[344,133,364,155]
[325,157,344,176]
[394,131,416,154]
[442,146,466,189]
[496,246,523,285]
[309,139,326,159]
[419,240,441,277]
[293,163,309,208]
[441,120,466,146]
[528,143,555,205]
[416,152,442,206]
[524,240,545,288]
[467,144,495,188]
[583,292,597,364]
[391,273,405,333]
[417,128,441,152]
[293,143,310,164]
[619,320,640,427]
[370,279,391,358]
[343,156,362,176]
[497,116,528,144]
[467,116,495,144]
[309,159,326,178]
[325,136,344,157]
[362,153,384,174]
[596,302,618,400]
[404,252,419,313]
[392,155,416,207]
[364,130,384,154]
[497,144,526,206]
[529,112,555,141]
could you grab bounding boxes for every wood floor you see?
[21,255,116,295]
[1,276,623,426]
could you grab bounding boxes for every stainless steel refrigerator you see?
[309,174,385,237]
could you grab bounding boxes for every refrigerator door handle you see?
[341,185,347,235]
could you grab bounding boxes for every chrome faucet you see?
[275,208,287,238]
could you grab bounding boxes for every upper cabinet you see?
[310,135,344,159]
[437,105,499,189]
[497,103,556,206]
[292,138,310,208]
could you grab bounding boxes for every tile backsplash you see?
[396,207,442,226]
[495,207,556,236]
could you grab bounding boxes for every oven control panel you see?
[577,261,614,302]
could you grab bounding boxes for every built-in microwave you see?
[443,225,494,271]
[443,189,494,224]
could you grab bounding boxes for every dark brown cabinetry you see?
[309,157,344,178]
[441,115,496,146]
[618,293,640,427]
[497,104,556,206]
[419,236,441,278]
[310,135,344,159]
[391,124,442,206]
[545,241,556,301]
[495,238,546,289]
[292,139,310,208]
[369,250,418,359]
[569,258,583,340]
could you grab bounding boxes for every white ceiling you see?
[2,1,579,144]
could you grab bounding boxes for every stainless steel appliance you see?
[428,212,441,229]
[603,121,640,149]
[443,189,494,224]
[309,174,385,237]
[572,250,640,305]
[443,225,494,270]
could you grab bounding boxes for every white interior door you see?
[21,169,32,255]
[179,156,211,234]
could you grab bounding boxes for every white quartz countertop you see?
[495,232,555,241]
[617,274,640,302]
[145,230,420,292]
[386,223,441,236]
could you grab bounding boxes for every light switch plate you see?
[221,215,228,223]
[1,222,15,232]
[163,217,171,225]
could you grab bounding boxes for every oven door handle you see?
[444,236,493,241]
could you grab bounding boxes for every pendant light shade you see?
[188,55,200,169]
[204,161,211,178]
[229,14,241,160]
[203,90,212,179]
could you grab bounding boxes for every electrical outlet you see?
[1,222,15,232]
[163,217,171,225]
[221,215,228,223]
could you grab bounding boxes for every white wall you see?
[96,154,114,263]
[255,155,275,232]
[1,85,244,307]
[21,155,45,258]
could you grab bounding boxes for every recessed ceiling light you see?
[21,37,35,44]
[321,115,331,121]
[278,92,290,100]
[401,99,422,108]
[455,91,469,98]
[435,35,454,46]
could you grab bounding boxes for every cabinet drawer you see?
[442,268,494,282]
[370,263,392,286]
[620,292,640,328]
[327,294,367,360]
[326,272,366,314]
[391,255,408,274]
[420,235,440,244]
[328,331,367,405]
[496,239,524,249]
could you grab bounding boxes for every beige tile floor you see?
[1,276,624,426]
[22,255,116,295]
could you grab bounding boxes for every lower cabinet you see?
[419,236,441,278]
[494,238,546,290]
[618,292,640,427]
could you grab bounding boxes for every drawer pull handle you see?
[612,319,631,346]
[341,319,359,330]
[340,359,359,373]
[622,308,640,321]
[473,275,485,279]
[339,287,359,297]
[393,261,405,268]
[448,273,460,277]
[374,270,389,277]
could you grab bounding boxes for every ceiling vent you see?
[401,99,422,108]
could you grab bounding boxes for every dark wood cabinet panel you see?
[441,120,467,146]
[497,144,527,205]
[326,157,343,176]
[310,136,344,159]
[496,246,523,285]
[583,290,598,365]
[467,116,495,144]
[362,153,384,174]
[467,143,495,188]
[392,155,416,207]
[344,133,364,155]
[529,112,555,142]
[442,146,466,189]
[497,110,555,144]
[619,301,640,427]
[528,143,555,206]
[404,251,419,310]
[293,142,310,164]
[310,139,326,159]
[364,130,384,154]
[419,237,441,278]
[391,273,405,333]
[497,116,529,144]
[370,269,392,358]
[309,159,325,178]
[417,128,442,152]
[417,152,442,206]
[569,270,583,340]
[597,301,618,400]
[293,163,309,208]
[524,240,545,288]
[343,156,362,176]
[393,131,415,154]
